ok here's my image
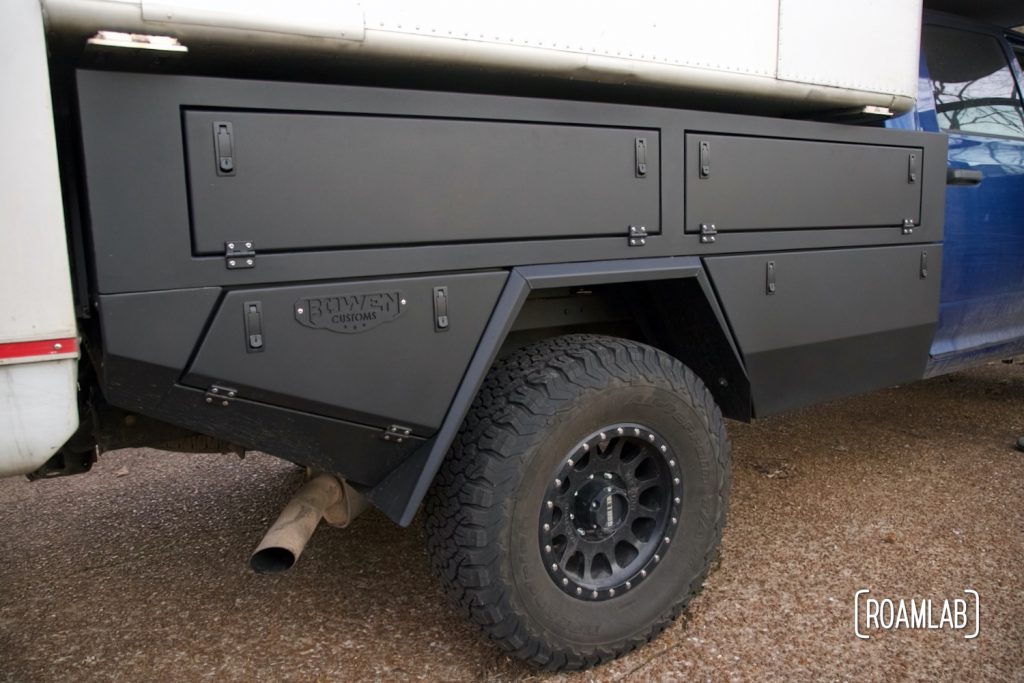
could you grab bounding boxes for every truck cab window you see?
[923,25,1024,138]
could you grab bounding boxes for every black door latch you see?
[214,121,235,175]
[433,286,449,331]
[244,301,264,352]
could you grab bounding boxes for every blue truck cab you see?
[890,9,1024,375]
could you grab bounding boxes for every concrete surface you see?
[1,361,1022,682]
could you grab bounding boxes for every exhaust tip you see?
[250,547,297,574]
[249,473,368,574]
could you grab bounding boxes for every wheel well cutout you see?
[503,280,751,421]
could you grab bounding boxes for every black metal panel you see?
[185,111,660,253]
[368,271,530,524]
[742,325,937,416]
[184,271,507,432]
[76,71,946,296]
[704,245,942,416]
[515,256,701,287]
[99,288,222,372]
[157,385,420,486]
[685,134,924,232]
[97,288,222,411]
[633,274,752,422]
[96,287,423,486]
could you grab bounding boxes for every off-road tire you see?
[423,334,731,670]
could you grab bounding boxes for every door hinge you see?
[205,384,238,407]
[908,152,919,184]
[699,223,718,244]
[920,251,928,279]
[628,225,648,247]
[902,218,915,235]
[766,261,776,295]
[383,424,412,443]
[699,140,711,178]
[225,240,255,269]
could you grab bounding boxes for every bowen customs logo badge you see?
[295,291,405,334]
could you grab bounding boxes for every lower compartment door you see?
[183,271,507,433]
[705,245,941,416]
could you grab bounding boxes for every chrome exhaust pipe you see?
[250,473,368,573]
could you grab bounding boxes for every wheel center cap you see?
[576,478,628,535]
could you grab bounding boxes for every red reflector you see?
[0,337,78,361]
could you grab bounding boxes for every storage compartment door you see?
[183,271,507,433]
[705,245,940,416]
[185,111,660,253]
[686,134,923,232]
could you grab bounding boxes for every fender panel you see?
[369,257,745,525]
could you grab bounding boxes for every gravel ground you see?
[1,361,1022,682]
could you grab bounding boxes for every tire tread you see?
[423,334,731,671]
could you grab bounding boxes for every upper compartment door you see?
[184,110,660,254]
[685,134,923,232]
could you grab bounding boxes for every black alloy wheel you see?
[539,423,681,601]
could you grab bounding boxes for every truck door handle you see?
[946,168,983,186]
